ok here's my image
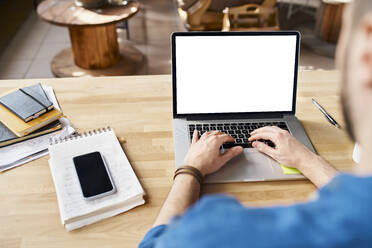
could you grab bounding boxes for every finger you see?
[248,132,278,143]
[192,130,199,144]
[200,131,211,139]
[252,141,277,159]
[221,146,244,164]
[216,134,235,144]
[250,126,279,135]
[216,131,228,136]
[210,130,223,136]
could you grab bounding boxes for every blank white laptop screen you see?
[175,35,297,114]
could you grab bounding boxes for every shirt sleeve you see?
[138,196,249,248]
[139,224,168,248]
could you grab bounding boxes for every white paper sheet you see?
[65,198,145,231]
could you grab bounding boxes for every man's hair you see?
[351,0,372,29]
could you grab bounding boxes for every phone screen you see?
[73,151,114,199]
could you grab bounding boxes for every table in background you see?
[37,0,143,77]
[315,0,352,43]
[0,71,355,248]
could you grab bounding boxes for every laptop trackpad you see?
[205,149,275,183]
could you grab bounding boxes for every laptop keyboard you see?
[188,122,289,149]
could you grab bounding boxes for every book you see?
[0,106,62,137]
[48,127,145,231]
[0,90,46,122]
[0,120,62,148]
[0,103,62,137]
[0,83,54,122]
[21,83,54,111]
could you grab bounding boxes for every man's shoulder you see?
[319,174,372,200]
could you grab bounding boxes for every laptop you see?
[172,31,315,183]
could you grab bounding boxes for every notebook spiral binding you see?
[49,126,112,145]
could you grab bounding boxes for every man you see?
[140,1,372,247]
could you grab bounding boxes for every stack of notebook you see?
[48,127,145,231]
[0,83,63,147]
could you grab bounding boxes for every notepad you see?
[281,164,301,175]
[48,127,145,231]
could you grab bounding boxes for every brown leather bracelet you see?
[174,166,204,184]
[176,166,204,180]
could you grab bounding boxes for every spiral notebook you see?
[48,127,145,231]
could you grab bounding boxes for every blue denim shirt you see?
[139,174,372,248]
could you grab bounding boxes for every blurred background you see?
[0,0,344,79]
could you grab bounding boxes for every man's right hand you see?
[248,126,318,171]
[248,126,338,188]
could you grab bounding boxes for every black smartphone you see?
[73,151,116,200]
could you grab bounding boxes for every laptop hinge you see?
[185,113,285,121]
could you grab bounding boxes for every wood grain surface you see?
[51,44,144,77]
[69,24,120,69]
[0,71,355,248]
[37,0,140,27]
[315,0,347,43]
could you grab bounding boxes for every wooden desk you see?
[0,71,355,248]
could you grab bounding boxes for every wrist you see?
[174,165,204,184]
[181,161,207,177]
[190,165,207,177]
[297,158,311,173]
[297,154,322,173]
[174,173,201,185]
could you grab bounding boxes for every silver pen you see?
[312,98,341,128]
